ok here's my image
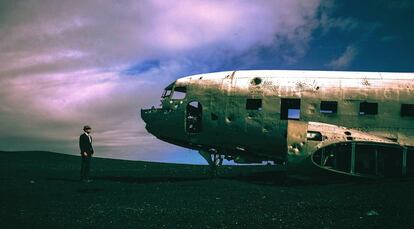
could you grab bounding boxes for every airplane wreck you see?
[141,70,414,178]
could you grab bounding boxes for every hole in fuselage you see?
[226,117,233,123]
[251,77,262,85]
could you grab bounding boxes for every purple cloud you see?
[0,0,327,163]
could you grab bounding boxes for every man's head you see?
[83,125,92,134]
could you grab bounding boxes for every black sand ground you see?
[1,151,414,228]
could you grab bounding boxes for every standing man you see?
[79,125,94,182]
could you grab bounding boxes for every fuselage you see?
[141,70,414,166]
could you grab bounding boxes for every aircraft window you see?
[320,101,338,114]
[171,86,187,100]
[401,104,414,117]
[246,99,262,110]
[281,98,301,120]
[186,101,202,133]
[359,102,378,115]
[162,90,172,98]
[307,131,323,141]
[162,83,174,98]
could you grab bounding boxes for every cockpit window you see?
[171,86,187,100]
[162,90,172,98]
[161,83,174,98]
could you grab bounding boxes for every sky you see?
[1,0,414,164]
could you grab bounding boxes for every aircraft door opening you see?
[186,101,202,133]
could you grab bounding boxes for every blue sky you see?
[0,0,413,164]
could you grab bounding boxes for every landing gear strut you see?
[198,150,224,177]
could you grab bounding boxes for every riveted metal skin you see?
[141,70,414,177]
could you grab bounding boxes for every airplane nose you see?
[140,107,163,133]
[141,108,154,134]
[140,108,150,124]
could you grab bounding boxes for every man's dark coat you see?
[79,133,94,155]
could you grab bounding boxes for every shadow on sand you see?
[230,170,360,186]
[47,170,411,188]
[90,170,364,187]
[93,175,213,184]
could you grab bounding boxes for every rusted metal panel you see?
[286,120,308,162]
[142,70,414,176]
